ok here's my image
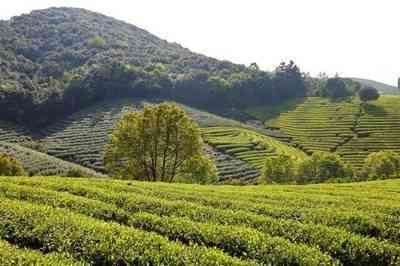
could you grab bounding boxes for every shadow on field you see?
[363,103,387,116]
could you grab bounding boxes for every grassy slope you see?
[351,77,399,95]
[0,176,400,265]
[273,96,400,168]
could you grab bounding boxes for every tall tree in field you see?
[105,102,213,182]
[358,86,380,103]
[273,60,306,100]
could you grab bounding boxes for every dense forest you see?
[0,7,361,127]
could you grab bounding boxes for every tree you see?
[321,77,352,99]
[361,151,400,179]
[262,154,296,183]
[358,86,380,102]
[178,154,218,184]
[105,102,211,182]
[297,151,351,182]
[273,60,306,99]
[0,153,25,176]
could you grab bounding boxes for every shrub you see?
[361,151,400,179]
[0,153,25,176]
[178,154,218,184]
[297,151,352,182]
[262,154,296,183]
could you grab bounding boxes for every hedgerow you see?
[0,181,334,265]
[7,177,399,265]
[0,239,87,266]
[0,199,256,266]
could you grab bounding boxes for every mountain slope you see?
[0,141,103,177]
[0,7,307,128]
[39,98,297,183]
[0,96,301,183]
[0,7,248,125]
[350,77,399,95]
[271,96,400,168]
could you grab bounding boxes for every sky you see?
[1,0,399,85]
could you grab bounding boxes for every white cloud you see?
[1,0,399,85]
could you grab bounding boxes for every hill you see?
[0,97,299,183]
[350,77,399,95]
[0,175,400,265]
[270,96,400,169]
[0,141,103,177]
[0,7,308,127]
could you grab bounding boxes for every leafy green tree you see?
[358,86,380,102]
[262,154,296,183]
[321,77,352,99]
[273,60,306,99]
[105,102,211,182]
[297,151,351,182]
[178,154,218,184]
[361,151,400,179]
[0,153,25,176]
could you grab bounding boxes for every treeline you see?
[0,7,366,127]
[263,150,400,184]
[0,59,308,126]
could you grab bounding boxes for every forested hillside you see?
[0,7,309,127]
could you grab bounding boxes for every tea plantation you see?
[1,176,400,265]
[0,142,103,177]
[202,127,306,171]
[0,98,270,181]
[273,96,400,169]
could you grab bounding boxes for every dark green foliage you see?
[0,8,307,127]
[272,60,306,99]
[359,86,380,102]
[320,77,352,99]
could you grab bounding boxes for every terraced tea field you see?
[202,127,306,170]
[337,96,400,168]
[0,98,270,182]
[39,98,255,171]
[273,96,400,169]
[0,121,32,143]
[0,142,103,177]
[1,176,400,265]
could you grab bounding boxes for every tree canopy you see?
[0,8,310,127]
[105,102,216,183]
[262,154,295,183]
[297,151,352,182]
[361,151,400,179]
[358,86,380,102]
